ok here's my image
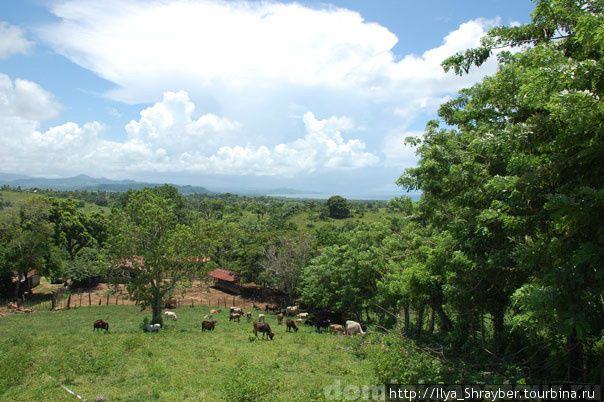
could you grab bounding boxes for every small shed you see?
[208,268,241,294]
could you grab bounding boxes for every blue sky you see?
[0,0,535,197]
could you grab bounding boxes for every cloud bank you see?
[39,0,500,104]
[0,81,377,178]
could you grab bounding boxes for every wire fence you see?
[2,292,260,312]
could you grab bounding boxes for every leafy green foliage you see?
[108,187,211,322]
[64,247,107,288]
[300,222,389,317]
[326,195,351,219]
[397,0,604,380]
[370,334,443,383]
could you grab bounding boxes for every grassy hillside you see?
[0,305,375,400]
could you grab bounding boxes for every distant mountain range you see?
[0,173,213,195]
[0,173,318,197]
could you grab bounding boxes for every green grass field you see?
[0,305,376,401]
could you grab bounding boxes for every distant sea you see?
[267,193,420,201]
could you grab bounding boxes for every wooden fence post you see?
[106,295,109,306]
[80,294,82,307]
[66,294,71,310]
[89,292,91,306]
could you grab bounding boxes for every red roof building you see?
[208,269,240,283]
[208,268,241,294]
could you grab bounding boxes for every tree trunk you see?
[403,306,410,335]
[566,332,585,382]
[152,293,163,325]
[429,307,435,334]
[414,304,425,337]
[13,274,22,300]
[431,303,452,333]
[491,304,505,348]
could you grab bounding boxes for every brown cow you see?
[253,321,274,340]
[329,324,345,334]
[286,319,298,332]
[202,320,218,332]
[93,319,109,333]
[229,313,241,322]
[277,313,284,325]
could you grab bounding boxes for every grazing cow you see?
[245,312,252,322]
[286,306,299,316]
[277,313,284,325]
[345,320,366,336]
[93,319,110,333]
[286,319,298,332]
[297,312,309,319]
[204,314,213,320]
[229,313,241,322]
[329,324,345,334]
[253,322,274,340]
[265,304,279,312]
[209,309,221,314]
[202,320,218,332]
[230,307,243,315]
[252,303,263,311]
[258,313,265,322]
[295,318,303,323]
[144,323,161,332]
[308,316,330,332]
[164,311,178,321]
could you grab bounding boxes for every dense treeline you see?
[390,0,603,382]
[0,186,387,297]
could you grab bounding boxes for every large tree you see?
[400,0,604,379]
[108,188,210,324]
[259,234,314,305]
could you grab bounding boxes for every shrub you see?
[369,334,443,383]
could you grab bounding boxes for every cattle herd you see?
[92,304,368,340]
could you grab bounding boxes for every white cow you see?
[345,320,366,336]
[258,313,265,322]
[164,311,178,321]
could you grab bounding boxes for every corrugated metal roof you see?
[208,268,240,283]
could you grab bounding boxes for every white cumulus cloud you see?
[38,1,501,104]
[0,22,34,59]
[0,73,62,120]
[0,81,378,178]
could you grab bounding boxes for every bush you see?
[369,334,443,383]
